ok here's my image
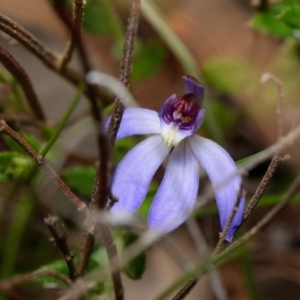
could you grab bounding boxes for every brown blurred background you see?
[1,0,300,299]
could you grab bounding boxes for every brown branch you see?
[222,172,300,258]
[0,288,35,300]
[77,231,95,276]
[0,270,72,291]
[0,119,87,213]
[0,112,42,127]
[107,0,140,147]
[0,13,112,106]
[0,45,45,121]
[59,0,85,70]
[78,2,140,299]
[213,184,245,255]
[44,215,77,281]
[50,1,124,299]
[243,73,285,221]
[253,0,269,12]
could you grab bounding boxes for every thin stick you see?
[224,172,300,255]
[0,270,72,291]
[59,0,85,70]
[260,73,284,139]
[44,215,77,281]
[243,73,285,221]
[107,0,140,147]
[213,185,244,256]
[0,13,112,106]
[78,1,140,297]
[0,120,87,213]
[81,0,140,284]
[51,1,124,298]
[0,45,45,121]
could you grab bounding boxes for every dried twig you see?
[0,13,111,105]
[252,0,269,12]
[59,0,85,70]
[44,215,77,281]
[51,1,124,298]
[0,269,72,291]
[107,0,140,147]
[0,45,45,121]
[243,73,285,221]
[213,184,245,255]
[0,119,87,212]
[78,1,140,299]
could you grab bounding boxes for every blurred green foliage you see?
[122,232,146,279]
[1,0,300,298]
[0,151,30,181]
[250,0,300,37]
[63,166,96,197]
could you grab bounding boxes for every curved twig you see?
[0,45,45,121]
[0,120,87,213]
[59,0,85,70]
[0,13,112,105]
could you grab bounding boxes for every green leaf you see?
[203,100,237,135]
[83,0,121,37]
[122,232,146,280]
[4,133,41,154]
[34,260,69,287]
[136,182,157,217]
[250,12,294,37]
[132,41,166,81]
[280,6,300,30]
[0,151,30,181]
[41,124,55,140]
[203,57,256,94]
[63,166,96,197]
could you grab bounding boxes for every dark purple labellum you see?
[161,93,201,130]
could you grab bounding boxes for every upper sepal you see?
[182,75,204,104]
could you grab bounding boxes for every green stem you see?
[239,243,261,300]
[40,82,85,157]
[0,83,85,226]
[0,193,34,281]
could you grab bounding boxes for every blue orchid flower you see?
[109,76,245,242]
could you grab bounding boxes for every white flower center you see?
[161,122,184,147]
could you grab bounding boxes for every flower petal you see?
[105,108,160,140]
[189,135,245,242]
[182,75,204,104]
[148,140,200,233]
[111,135,170,214]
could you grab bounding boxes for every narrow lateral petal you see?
[189,136,245,242]
[182,75,204,104]
[148,140,200,233]
[105,108,160,140]
[111,135,170,215]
